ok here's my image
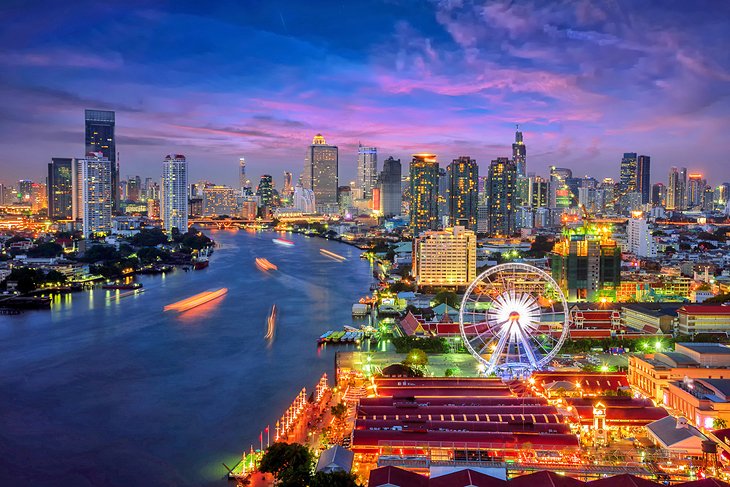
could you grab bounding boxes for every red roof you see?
[369,466,429,487]
[678,479,730,487]
[431,469,507,487]
[400,311,426,336]
[588,474,660,487]
[572,406,668,425]
[678,306,730,315]
[351,430,580,451]
[510,471,586,487]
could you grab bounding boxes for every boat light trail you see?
[319,248,346,262]
[255,257,278,271]
[164,288,228,312]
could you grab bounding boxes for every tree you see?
[713,418,728,430]
[130,228,169,247]
[27,242,63,258]
[433,289,459,308]
[444,367,459,377]
[258,442,313,487]
[402,348,428,368]
[330,402,348,422]
[310,471,361,487]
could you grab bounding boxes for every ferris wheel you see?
[458,263,569,376]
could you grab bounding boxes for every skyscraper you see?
[48,157,73,220]
[636,155,651,204]
[17,180,33,203]
[356,144,377,200]
[78,153,113,237]
[619,152,637,196]
[529,175,549,208]
[549,167,573,209]
[162,154,188,234]
[378,156,402,217]
[687,173,705,208]
[446,156,479,231]
[512,125,526,178]
[666,167,680,210]
[486,157,517,237]
[409,154,439,235]
[84,109,116,211]
[302,134,338,212]
[651,183,665,207]
[257,174,274,208]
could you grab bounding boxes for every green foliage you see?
[258,442,313,487]
[713,418,727,430]
[390,281,416,293]
[129,228,167,247]
[137,247,171,264]
[433,289,459,308]
[392,336,448,353]
[2,267,67,292]
[79,245,121,263]
[703,293,730,304]
[176,228,213,250]
[330,402,348,421]
[27,242,63,258]
[402,348,428,367]
[310,471,361,487]
[444,367,460,377]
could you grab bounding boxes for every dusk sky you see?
[1,0,729,187]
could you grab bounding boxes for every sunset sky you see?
[1,0,729,187]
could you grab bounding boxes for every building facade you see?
[356,144,377,201]
[161,154,188,234]
[202,185,238,217]
[409,154,439,236]
[303,134,338,213]
[627,213,657,257]
[446,156,478,232]
[78,153,113,237]
[486,157,517,237]
[619,152,637,196]
[413,226,477,287]
[637,155,651,204]
[48,157,73,220]
[378,157,402,217]
[84,109,117,211]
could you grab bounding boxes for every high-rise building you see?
[651,183,665,207]
[512,125,526,178]
[30,183,47,213]
[202,185,239,217]
[666,167,680,210]
[549,167,572,209]
[48,157,73,220]
[550,226,621,301]
[17,179,33,203]
[715,183,730,211]
[529,175,549,209]
[257,175,274,208]
[627,213,657,258]
[126,176,141,202]
[409,154,440,235]
[239,157,249,192]
[161,154,188,234]
[619,152,637,196]
[282,171,293,196]
[486,157,517,237]
[377,156,402,217]
[356,144,377,200]
[687,174,705,208]
[78,153,113,237]
[302,134,338,213]
[292,186,316,213]
[446,156,478,231]
[84,109,117,211]
[413,226,476,287]
[338,186,352,214]
[637,155,651,204]
[599,178,617,213]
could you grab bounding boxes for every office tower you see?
[413,226,476,287]
[257,175,274,208]
[687,174,705,208]
[338,186,352,214]
[84,109,117,211]
[512,125,526,177]
[356,144,377,200]
[302,134,338,212]
[628,214,657,258]
[202,185,239,217]
[651,183,665,207]
[161,154,188,234]
[437,167,448,223]
[446,156,478,231]
[578,187,598,214]
[47,158,73,220]
[527,176,548,209]
[293,186,316,213]
[239,157,249,191]
[715,183,730,211]
[409,154,439,235]
[666,167,679,210]
[477,205,489,234]
[17,179,33,203]
[127,176,141,202]
[486,157,517,237]
[30,183,47,212]
[78,153,113,237]
[677,167,688,210]
[282,171,293,196]
[703,185,714,211]
[377,156,402,217]
[550,227,621,301]
[637,155,651,204]
[619,152,637,196]
[599,178,616,213]
[549,167,572,209]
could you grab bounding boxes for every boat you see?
[164,288,228,312]
[193,258,209,270]
[102,282,143,290]
[318,331,334,344]
[272,238,294,247]
[255,257,278,271]
[319,248,346,261]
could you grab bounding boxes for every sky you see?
[1,0,729,188]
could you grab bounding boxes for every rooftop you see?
[677,343,730,355]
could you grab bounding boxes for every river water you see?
[0,230,374,486]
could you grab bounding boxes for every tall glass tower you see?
[619,152,637,196]
[512,125,526,178]
[409,154,439,236]
[303,134,338,213]
[162,154,188,234]
[446,156,479,232]
[84,109,116,211]
[356,144,377,200]
[487,158,517,237]
[636,155,651,204]
[48,158,73,220]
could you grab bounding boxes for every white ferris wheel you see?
[458,263,569,376]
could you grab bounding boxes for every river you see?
[0,230,374,487]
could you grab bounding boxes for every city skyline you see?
[1,1,729,185]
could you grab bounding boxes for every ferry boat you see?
[272,238,295,247]
[102,282,143,290]
[163,288,228,312]
[193,258,209,270]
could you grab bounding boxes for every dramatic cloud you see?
[0,0,728,186]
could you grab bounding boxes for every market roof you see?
[315,445,353,473]
[369,466,429,487]
[697,379,730,400]
[510,471,586,487]
[645,415,708,448]
[431,469,507,487]
[678,305,730,315]
[588,474,660,487]
[676,343,730,355]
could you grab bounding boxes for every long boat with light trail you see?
[163,288,228,312]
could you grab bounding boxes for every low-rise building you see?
[677,305,730,335]
[664,378,730,430]
[413,226,476,288]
